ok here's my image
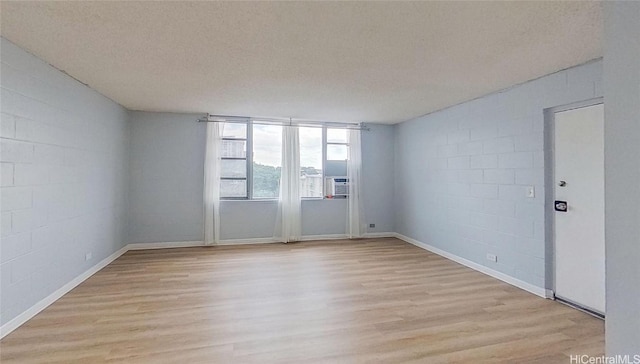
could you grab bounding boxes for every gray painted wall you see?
[128,112,205,242]
[394,59,602,289]
[0,38,130,325]
[362,123,395,233]
[604,1,640,355]
[128,112,395,243]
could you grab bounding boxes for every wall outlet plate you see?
[527,186,535,198]
[85,252,92,261]
[486,253,498,262]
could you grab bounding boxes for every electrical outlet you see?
[486,253,497,262]
[369,223,375,228]
[527,186,535,198]
[85,252,92,261]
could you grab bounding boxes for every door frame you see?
[543,97,605,319]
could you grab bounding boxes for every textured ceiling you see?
[0,1,602,124]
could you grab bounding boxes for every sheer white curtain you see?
[204,122,222,245]
[347,129,365,238]
[275,125,302,243]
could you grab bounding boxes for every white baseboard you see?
[127,234,395,248]
[130,238,281,247]
[129,236,356,247]
[299,234,348,241]
[394,233,553,299]
[300,232,396,240]
[127,240,204,250]
[217,237,279,245]
[364,232,396,238]
[0,245,129,339]
[217,233,396,244]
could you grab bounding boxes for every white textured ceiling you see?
[1,1,602,124]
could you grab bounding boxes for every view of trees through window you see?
[251,125,323,198]
[252,124,282,198]
[252,162,280,198]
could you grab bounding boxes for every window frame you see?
[323,127,350,199]
[297,126,325,200]
[250,121,283,200]
[219,122,350,201]
[325,128,350,161]
[220,121,251,200]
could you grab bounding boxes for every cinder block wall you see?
[0,38,130,325]
[394,59,602,289]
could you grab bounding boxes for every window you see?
[326,128,349,160]
[252,124,282,199]
[300,127,323,198]
[220,123,248,198]
[324,128,350,198]
[219,122,351,200]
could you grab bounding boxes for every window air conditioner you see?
[325,177,349,198]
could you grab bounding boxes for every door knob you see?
[558,181,567,187]
[555,200,568,212]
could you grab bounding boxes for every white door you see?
[554,103,605,314]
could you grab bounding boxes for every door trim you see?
[555,295,605,320]
[543,97,605,316]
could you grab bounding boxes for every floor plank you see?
[0,238,604,363]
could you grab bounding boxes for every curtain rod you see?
[196,114,369,131]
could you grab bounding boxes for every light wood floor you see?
[0,238,603,363]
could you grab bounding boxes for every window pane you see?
[221,159,246,178]
[300,127,323,198]
[221,122,247,139]
[327,128,348,143]
[221,139,246,158]
[327,144,348,160]
[253,163,281,198]
[220,179,247,198]
[301,175,324,198]
[253,124,283,198]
